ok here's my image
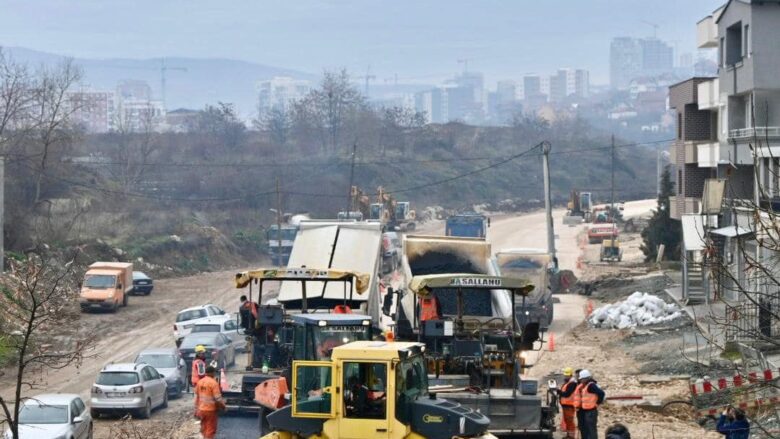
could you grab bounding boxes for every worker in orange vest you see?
[191,345,208,389]
[420,289,442,321]
[558,367,578,438]
[194,366,225,439]
[573,369,605,439]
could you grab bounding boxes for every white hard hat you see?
[578,369,592,380]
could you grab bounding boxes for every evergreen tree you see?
[641,165,681,261]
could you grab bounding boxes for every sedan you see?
[178,332,236,378]
[191,317,247,351]
[134,348,187,398]
[6,394,92,439]
[132,271,154,295]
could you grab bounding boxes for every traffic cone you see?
[586,300,594,316]
[220,368,229,392]
[548,333,555,352]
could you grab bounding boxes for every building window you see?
[678,169,683,195]
[726,22,743,65]
[677,113,683,139]
[744,24,750,57]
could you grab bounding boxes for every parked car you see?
[191,317,246,351]
[134,348,187,397]
[132,271,154,295]
[90,363,168,419]
[381,232,402,273]
[6,393,92,439]
[178,332,236,377]
[173,304,229,345]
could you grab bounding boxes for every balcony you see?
[670,196,701,220]
[728,127,780,140]
[697,79,719,110]
[697,142,720,168]
[696,15,718,48]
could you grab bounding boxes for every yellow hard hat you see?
[563,367,574,377]
[195,345,207,354]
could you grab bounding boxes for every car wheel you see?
[161,391,169,409]
[90,409,100,419]
[138,399,151,419]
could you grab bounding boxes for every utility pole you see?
[542,141,557,268]
[275,177,282,268]
[345,142,357,215]
[0,156,4,273]
[656,143,662,196]
[611,134,617,234]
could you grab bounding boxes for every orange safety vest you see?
[191,358,206,386]
[572,382,584,409]
[195,376,223,412]
[420,297,439,321]
[577,382,598,410]
[559,379,577,407]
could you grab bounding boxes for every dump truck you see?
[563,190,592,225]
[495,249,555,330]
[79,262,133,312]
[383,274,557,437]
[226,268,379,431]
[445,213,488,238]
[260,340,499,439]
[280,220,385,326]
[395,235,506,337]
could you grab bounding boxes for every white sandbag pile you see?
[589,292,683,329]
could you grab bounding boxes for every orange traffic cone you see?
[586,300,594,317]
[548,333,555,352]
[220,368,229,392]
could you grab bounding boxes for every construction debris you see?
[590,292,683,329]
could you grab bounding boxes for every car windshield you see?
[192,324,221,333]
[176,309,207,322]
[84,274,116,289]
[133,272,149,280]
[136,354,177,369]
[18,404,68,424]
[96,371,139,386]
[307,325,368,360]
[181,334,217,348]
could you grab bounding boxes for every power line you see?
[33,138,674,170]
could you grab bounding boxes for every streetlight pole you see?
[542,141,557,268]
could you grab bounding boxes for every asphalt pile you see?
[589,292,683,329]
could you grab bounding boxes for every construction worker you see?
[420,288,442,321]
[558,367,578,438]
[716,407,750,439]
[605,423,631,439]
[191,345,208,389]
[194,366,225,439]
[574,369,605,439]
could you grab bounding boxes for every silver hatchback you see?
[90,363,168,419]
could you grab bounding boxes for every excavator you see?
[223,268,382,433]
[383,274,559,438]
[370,186,417,231]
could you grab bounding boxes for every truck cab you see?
[445,213,488,238]
[263,341,496,439]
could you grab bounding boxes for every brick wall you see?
[683,164,712,197]
[684,104,714,141]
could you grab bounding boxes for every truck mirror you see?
[382,288,395,316]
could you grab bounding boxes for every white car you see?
[191,316,246,351]
[6,393,92,439]
[173,304,229,345]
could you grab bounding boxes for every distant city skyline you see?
[0,0,722,84]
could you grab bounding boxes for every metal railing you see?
[725,295,780,344]
[728,126,780,140]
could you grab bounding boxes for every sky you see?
[0,0,724,85]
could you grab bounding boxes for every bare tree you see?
[109,104,159,191]
[0,48,34,156]
[28,59,82,204]
[0,252,93,439]
[255,105,292,148]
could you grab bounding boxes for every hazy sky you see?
[0,0,723,84]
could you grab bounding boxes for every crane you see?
[641,20,659,39]
[355,65,376,97]
[159,58,187,109]
[457,58,470,74]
